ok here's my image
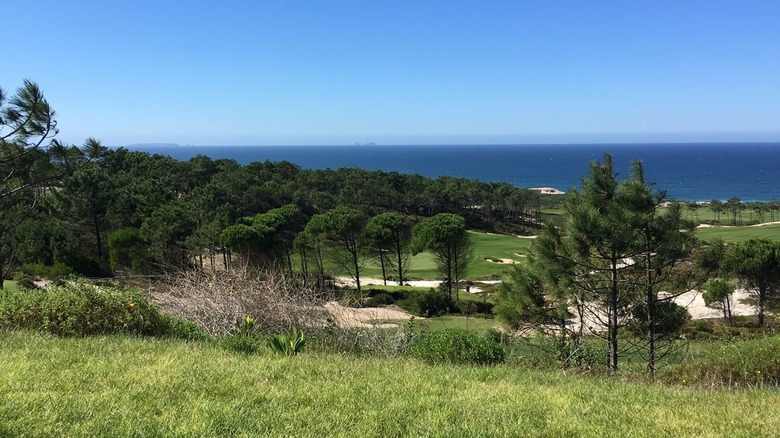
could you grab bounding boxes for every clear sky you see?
[3,0,780,146]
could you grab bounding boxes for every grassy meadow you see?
[2,331,779,437]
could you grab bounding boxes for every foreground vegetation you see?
[4,79,780,435]
[2,331,779,437]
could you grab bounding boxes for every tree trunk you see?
[378,249,387,286]
[646,271,656,377]
[609,258,619,373]
[725,296,732,325]
[94,214,103,260]
[395,240,404,286]
[352,249,361,296]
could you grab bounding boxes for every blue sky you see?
[3,1,780,146]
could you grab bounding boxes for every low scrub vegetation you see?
[148,268,326,338]
[0,281,206,340]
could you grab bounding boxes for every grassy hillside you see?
[1,331,777,437]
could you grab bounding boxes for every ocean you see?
[122,143,780,202]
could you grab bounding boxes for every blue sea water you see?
[123,143,780,202]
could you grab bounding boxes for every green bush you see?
[0,281,208,340]
[397,288,456,317]
[365,291,395,306]
[21,262,74,278]
[410,329,506,365]
[666,336,780,387]
[459,300,494,316]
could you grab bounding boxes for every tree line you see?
[1,80,540,287]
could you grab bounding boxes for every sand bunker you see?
[323,301,418,328]
[485,257,519,265]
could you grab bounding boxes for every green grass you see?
[695,223,780,243]
[2,331,779,437]
[325,222,780,282]
[680,205,780,226]
[332,231,533,281]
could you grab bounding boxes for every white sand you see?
[485,257,519,265]
[529,187,565,195]
[697,220,780,229]
[323,301,416,328]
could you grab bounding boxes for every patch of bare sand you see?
[323,301,419,328]
[696,220,780,229]
[485,257,519,265]
[670,289,755,319]
[335,276,441,288]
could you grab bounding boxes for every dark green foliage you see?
[629,301,690,337]
[702,278,735,323]
[494,263,563,328]
[363,212,413,285]
[720,239,780,327]
[108,228,153,273]
[458,300,494,316]
[410,329,506,365]
[364,291,395,306]
[306,206,368,292]
[396,288,457,317]
[21,262,74,278]
[411,213,472,298]
[0,282,208,340]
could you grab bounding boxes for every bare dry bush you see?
[148,267,327,338]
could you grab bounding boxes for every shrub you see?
[149,268,325,338]
[20,262,74,278]
[365,291,396,306]
[397,288,456,317]
[0,281,208,340]
[459,300,494,316]
[410,329,506,365]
